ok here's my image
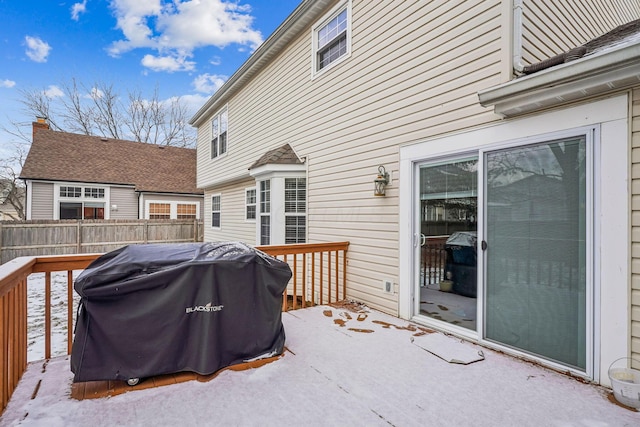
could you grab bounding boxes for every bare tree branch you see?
[7,78,196,147]
[0,141,28,220]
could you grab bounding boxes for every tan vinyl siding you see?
[521,0,640,66]
[196,0,504,315]
[30,181,53,220]
[632,87,640,364]
[203,178,257,245]
[109,187,138,219]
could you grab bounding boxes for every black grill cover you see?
[70,242,292,383]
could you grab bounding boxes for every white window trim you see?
[258,180,271,245]
[210,194,221,229]
[250,166,307,245]
[311,0,352,79]
[245,187,257,222]
[144,200,200,220]
[210,105,228,161]
[399,94,628,386]
[53,182,110,220]
[284,177,307,244]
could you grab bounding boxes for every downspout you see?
[512,0,525,75]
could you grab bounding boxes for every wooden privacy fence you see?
[0,241,349,415]
[0,219,203,264]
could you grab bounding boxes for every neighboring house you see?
[20,119,203,220]
[189,0,640,386]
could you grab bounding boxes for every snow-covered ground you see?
[6,271,638,426]
[2,304,639,426]
[26,271,82,362]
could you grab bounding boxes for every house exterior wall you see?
[632,86,640,364]
[197,0,507,314]
[109,186,139,219]
[196,0,636,315]
[26,181,203,221]
[30,181,54,220]
[520,0,640,66]
[203,178,256,244]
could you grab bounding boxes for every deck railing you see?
[421,237,448,286]
[0,241,349,415]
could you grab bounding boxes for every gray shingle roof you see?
[20,129,202,195]
[523,18,640,74]
[248,143,303,170]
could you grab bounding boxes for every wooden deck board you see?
[70,353,284,400]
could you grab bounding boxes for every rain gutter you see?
[189,0,333,127]
[478,42,640,117]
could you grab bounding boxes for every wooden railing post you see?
[45,272,51,360]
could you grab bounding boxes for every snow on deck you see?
[1,305,638,426]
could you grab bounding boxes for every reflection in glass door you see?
[418,157,478,330]
[484,136,588,369]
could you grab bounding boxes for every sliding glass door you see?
[484,136,588,369]
[413,132,591,371]
[417,157,478,330]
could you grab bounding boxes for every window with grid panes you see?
[60,186,82,198]
[211,108,228,159]
[149,203,171,219]
[314,3,349,73]
[84,188,105,198]
[211,195,221,227]
[284,177,306,243]
[259,180,270,244]
[177,203,197,219]
[246,188,256,220]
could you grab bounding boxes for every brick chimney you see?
[32,116,49,140]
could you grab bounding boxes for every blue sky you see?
[0,0,300,152]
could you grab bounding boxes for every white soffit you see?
[478,43,640,117]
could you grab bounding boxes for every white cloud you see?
[209,56,222,66]
[192,73,227,94]
[89,87,104,99]
[71,0,88,21]
[25,36,52,62]
[107,0,263,71]
[1,79,16,88]
[141,53,196,72]
[43,85,64,99]
[179,93,212,115]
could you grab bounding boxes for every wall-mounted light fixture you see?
[374,165,389,197]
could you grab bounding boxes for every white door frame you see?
[399,94,629,385]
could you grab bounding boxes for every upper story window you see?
[313,1,351,74]
[211,107,228,159]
